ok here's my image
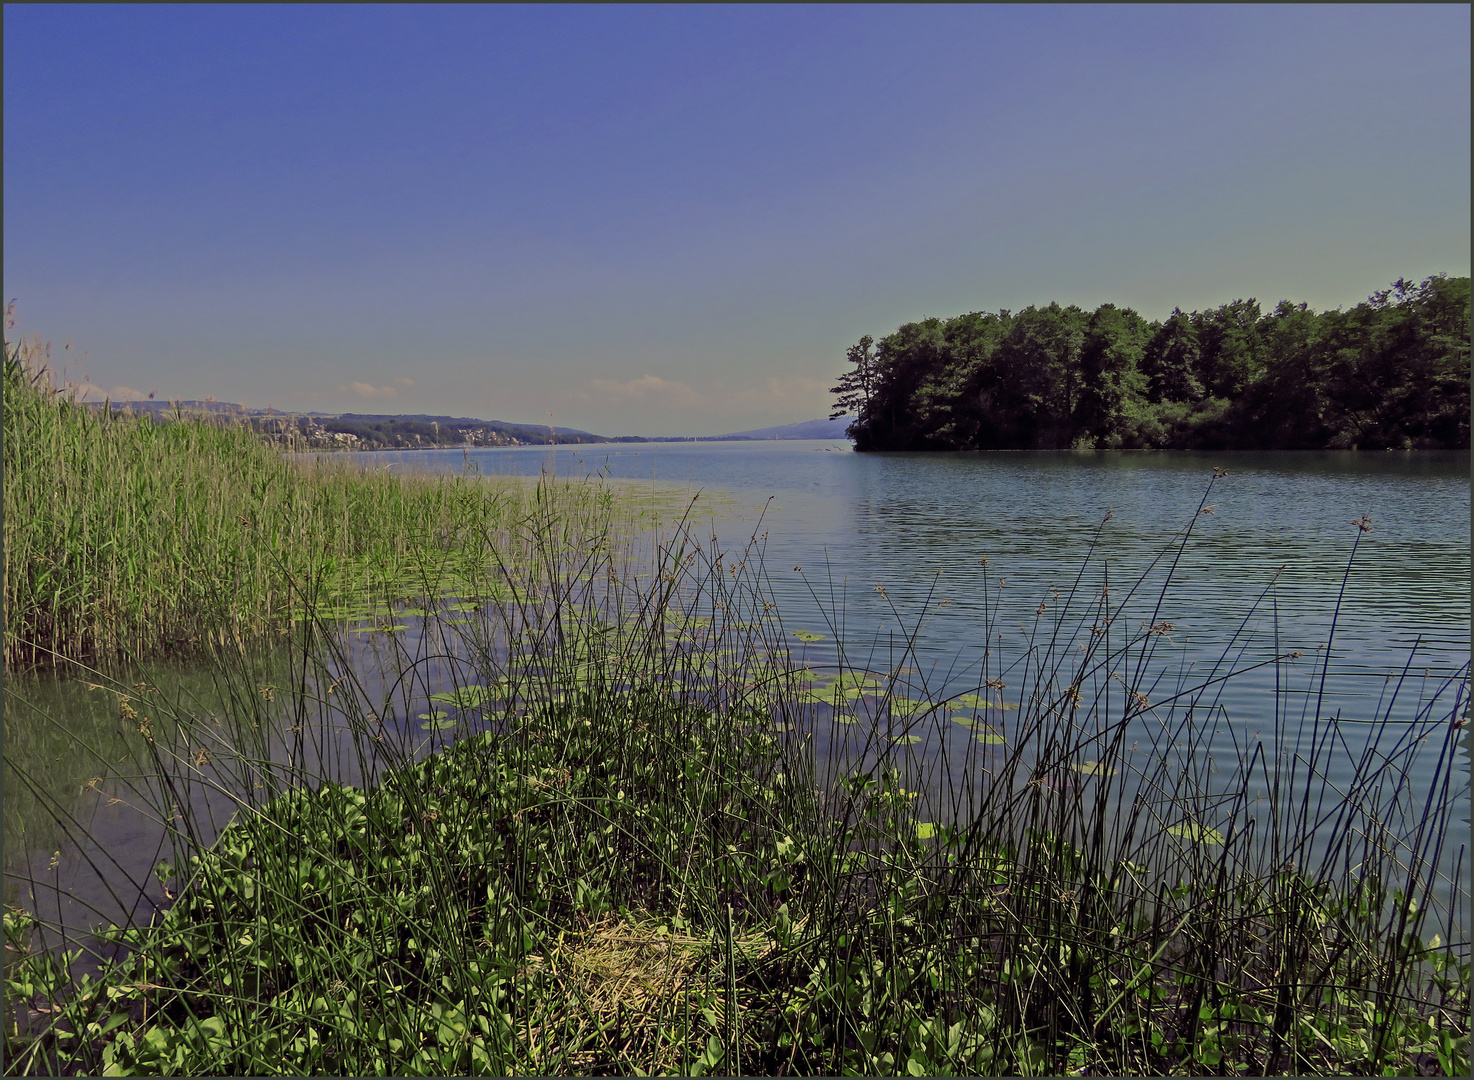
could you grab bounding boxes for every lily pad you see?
[974,732,1007,745]
[951,693,1017,711]
[890,697,932,716]
[793,631,826,642]
[429,683,501,708]
[894,734,922,745]
[419,716,457,731]
[1165,822,1223,845]
[1071,761,1117,777]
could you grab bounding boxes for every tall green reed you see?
[2,325,650,671]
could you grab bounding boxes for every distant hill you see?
[711,417,853,440]
[327,413,605,445]
[89,399,855,447]
[99,399,266,415]
[91,401,613,449]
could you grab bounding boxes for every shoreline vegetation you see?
[832,274,1470,452]
[2,329,682,672]
[3,324,1470,1076]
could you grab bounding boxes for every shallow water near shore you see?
[7,445,1469,956]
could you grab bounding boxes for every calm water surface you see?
[371,442,1469,686]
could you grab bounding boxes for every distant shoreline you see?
[82,400,853,449]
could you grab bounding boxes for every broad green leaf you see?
[1165,821,1223,845]
[428,683,501,708]
[890,697,932,716]
[950,694,1018,711]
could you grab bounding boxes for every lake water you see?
[370,442,1469,687]
[7,444,1469,953]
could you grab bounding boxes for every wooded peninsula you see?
[832,274,1469,451]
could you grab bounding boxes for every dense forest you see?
[831,275,1469,451]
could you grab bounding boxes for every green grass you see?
[4,484,1468,1075]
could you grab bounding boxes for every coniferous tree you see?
[830,336,876,423]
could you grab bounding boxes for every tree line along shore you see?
[831,274,1470,452]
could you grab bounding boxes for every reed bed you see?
[2,327,656,672]
[4,477,1468,1075]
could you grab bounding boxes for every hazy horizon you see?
[5,5,1469,436]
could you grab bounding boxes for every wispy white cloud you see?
[580,373,702,406]
[74,381,152,401]
[342,380,402,399]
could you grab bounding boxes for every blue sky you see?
[5,5,1469,435]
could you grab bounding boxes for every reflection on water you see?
[5,648,298,949]
[354,443,1468,671]
[357,443,1469,752]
